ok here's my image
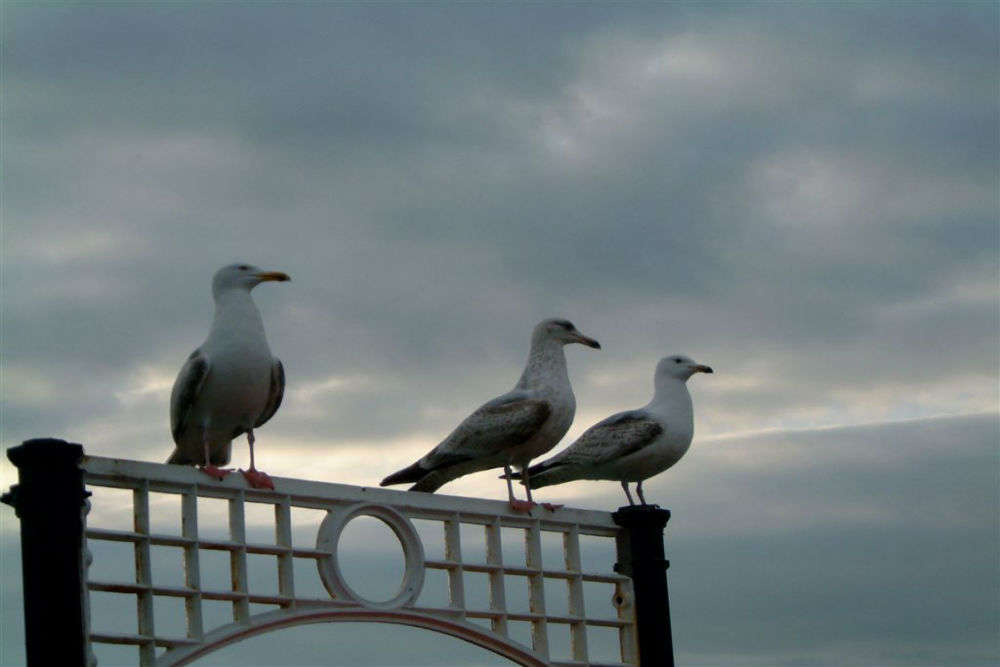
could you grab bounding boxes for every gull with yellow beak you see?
[167,263,290,489]
[381,318,600,511]
[508,354,712,506]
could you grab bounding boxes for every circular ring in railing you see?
[316,502,425,610]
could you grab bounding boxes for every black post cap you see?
[6,438,84,468]
[612,504,671,529]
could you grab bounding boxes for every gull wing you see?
[254,358,285,428]
[551,410,663,468]
[169,349,210,444]
[422,393,552,469]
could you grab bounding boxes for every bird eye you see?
[237,265,250,271]
[674,358,682,363]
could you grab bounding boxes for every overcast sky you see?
[2,2,997,666]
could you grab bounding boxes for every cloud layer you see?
[2,3,997,666]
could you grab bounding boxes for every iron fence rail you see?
[80,454,638,667]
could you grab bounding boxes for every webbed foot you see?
[240,468,275,490]
[509,499,536,514]
[200,465,233,481]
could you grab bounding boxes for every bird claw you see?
[541,503,563,512]
[240,468,275,490]
[508,499,536,514]
[200,465,233,481]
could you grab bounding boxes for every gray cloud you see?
[2,4,998,664]
[3,3,996,456]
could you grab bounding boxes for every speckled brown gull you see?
[381,318,600,511]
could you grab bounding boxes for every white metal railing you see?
[81,455,638,667]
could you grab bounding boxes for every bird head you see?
[533,318,601,349]
[212,263,291,296]
[656,354,713,382]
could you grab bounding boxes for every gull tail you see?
[381,462,428,487]
[409,472,449,493]
[383,452,476,492]
[166,448,190,465]
[166,442,231,467]
[501,459,569,489]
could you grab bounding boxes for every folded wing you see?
[554,411,662,467]
[381,393,551,489]
[254,359,285,428]
[167,349,210,464]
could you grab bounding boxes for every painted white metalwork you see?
[316,502,426,609]
[81,455,637,667]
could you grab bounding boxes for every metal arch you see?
[154,607,548,667]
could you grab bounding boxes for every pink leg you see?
[240,429,274,490]
[621,481,636,506]
[199,437,232,480]
[524,467,560,511]
[504,464,535,513]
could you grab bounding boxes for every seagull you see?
[380,318,600,511]
[166,263,290,489]
[509,355,712,506]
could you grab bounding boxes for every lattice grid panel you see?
[82,456,637,667]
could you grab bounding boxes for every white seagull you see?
[166,263,290,489]
[381,318,600,511]
[511,354,712,506]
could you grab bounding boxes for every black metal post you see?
[2,438,90,667]
[613,505,674,667]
